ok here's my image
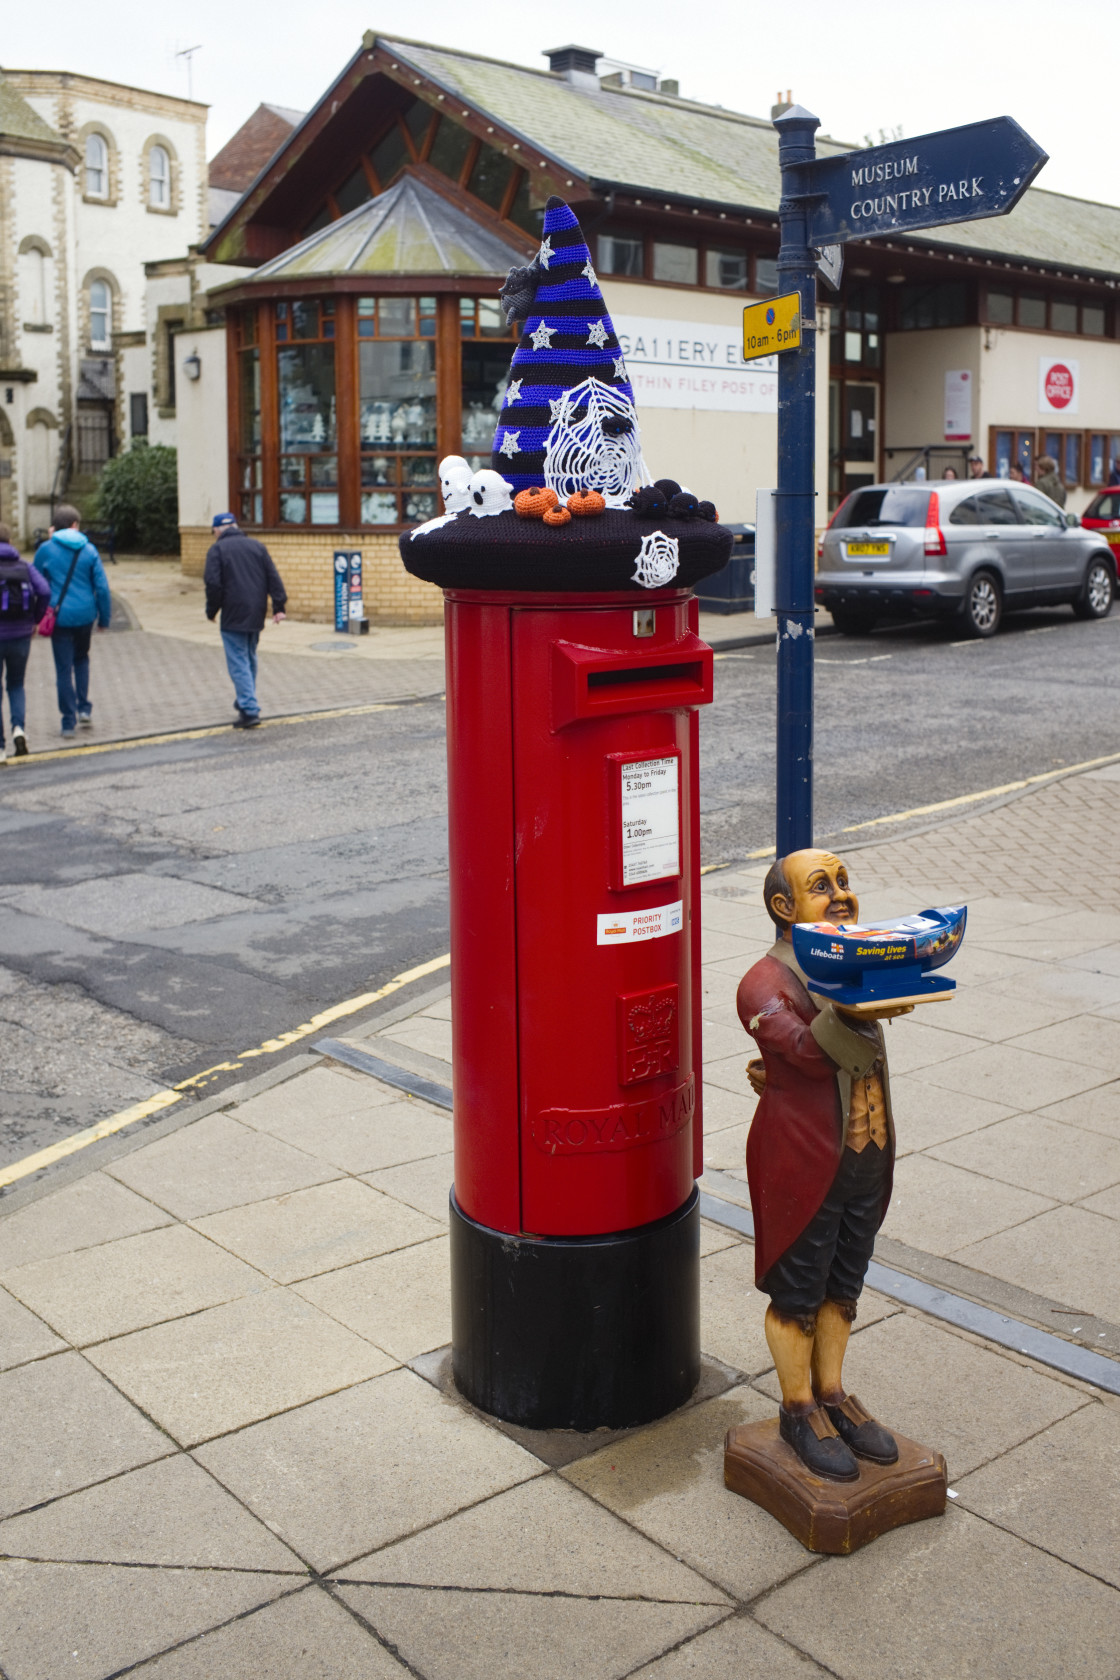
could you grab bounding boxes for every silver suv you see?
[816,480,1116,637]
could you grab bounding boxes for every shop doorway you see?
[829,378,881,503]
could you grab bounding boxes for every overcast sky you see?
[5,0,1117,207]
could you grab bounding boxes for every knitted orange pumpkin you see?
[514,487,558,519]
[566,490,606,517]
[542,505,572,526]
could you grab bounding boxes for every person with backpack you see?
[0,524,51,759]
[35,505,111,738]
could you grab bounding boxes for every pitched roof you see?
[247,172,527,282]
[381,35,1120,277]
[0,71,77,167]
[209,102,304,192]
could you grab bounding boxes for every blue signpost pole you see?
[774,105,820,855]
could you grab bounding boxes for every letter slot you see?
[551,633,713,728]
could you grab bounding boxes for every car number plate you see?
[845,541,890,557]
[1105,532,1120,546]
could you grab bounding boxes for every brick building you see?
[175,33,1120,623]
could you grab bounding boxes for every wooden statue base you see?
[724,1418,947,1554]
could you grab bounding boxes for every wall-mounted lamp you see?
[183,351,201,381]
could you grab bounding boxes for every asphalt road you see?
[2,603,1119,1170]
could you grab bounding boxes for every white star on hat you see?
[538,237,553,269]
[506,379,523,405]
[582,260,597,285]
[586,319,608,348]
[549,396,567,422]
[530,322,557,350]
[613,355,627,378]
[498,430,521,458]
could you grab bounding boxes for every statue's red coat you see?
[735,954,894,1284]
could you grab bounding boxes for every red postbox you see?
[441,584,714,1429]
[401,192,731,1429]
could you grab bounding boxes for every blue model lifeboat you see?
[791,905,967,1009]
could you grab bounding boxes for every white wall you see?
[173,325,228,528]
[883,326,981,464]
[599,277,830,527]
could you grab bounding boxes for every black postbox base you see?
[449,1187,700,1432]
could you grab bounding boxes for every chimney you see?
[771,89,794,120]
[545,44,603,89]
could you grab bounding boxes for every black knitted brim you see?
[400,511,733,593]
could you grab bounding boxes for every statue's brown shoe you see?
[779,1404,860,1482]
[821,1393,899,1465]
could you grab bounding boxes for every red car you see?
[1080,490,1120,553]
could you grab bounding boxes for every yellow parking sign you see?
[742,292,802,361]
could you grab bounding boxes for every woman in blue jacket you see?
[34,504,111,738]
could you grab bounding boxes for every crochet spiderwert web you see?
[632,530,680,589]
[542,377,647,508]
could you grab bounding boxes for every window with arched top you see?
[89,280,111,349]
[21,247,48,325]
[148,145,171,209]
[85,133,108,199]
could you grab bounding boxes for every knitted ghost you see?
[439,456,473,514]
[467,470,514,518]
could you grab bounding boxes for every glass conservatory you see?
[220,175,529,531]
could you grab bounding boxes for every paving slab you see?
[236,1092,455,1174]
[1004,1013,1120,1073]
[754,1505,1120,1680]
[910,1039,1108,1110]
[700,1053,758,1099]
[955,1400,1120,1588]
[191,1178,442,1284]
[630,1615,830,1678]
[343,1474,727,1603]
[0,1453,304,1570]
[1080,1181,1120,1220]
[337,1583,724,1680]
[295,1235,451,1360]
[876,1014,983,1073]
[87,1286,394,1446]
[887,1076,1016,1155]
[230,1064,401,1131]
[881,1153,1056,1256]
[695,1081,751,1135]
[0,1557,293,1680]
[562,1386,809,1602]
[0,1172,171,1272]
[107,1111,339,1219]
[1038,1082,1120,1139]
[0,1285,66,1370]
[701,1120,748,1173]
[129,1586,410,1678]
[753,1311,1088,1479]
[362,1152,454,1223]
[1,1223,263,1345]
[194,1367,543,1572]
[928,1112,1120,1202]
[927,981,1083,1042]
[955,1204,1120,1322]
[698,1218,739,1257]
[1,1351,169,1519]
[379,1015,453,1063]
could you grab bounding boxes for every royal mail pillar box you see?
[444,584,714,1430]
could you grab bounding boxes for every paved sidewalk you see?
[3,765,1120,1677]
[7,558,794,757]
[12,561,445,756]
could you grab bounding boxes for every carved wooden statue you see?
[723,848,948,1553]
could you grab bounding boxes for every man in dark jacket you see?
[0,522,51,758]
[203,514,287,729]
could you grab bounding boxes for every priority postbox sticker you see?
[597,901,683,945]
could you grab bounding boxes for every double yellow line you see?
[0,952,451,1190]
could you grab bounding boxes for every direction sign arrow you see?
[798,116,1048,247]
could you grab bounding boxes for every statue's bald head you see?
[764,849,858,937]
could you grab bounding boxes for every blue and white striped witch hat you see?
[492,198,645,506]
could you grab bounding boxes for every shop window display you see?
[461,296,514,470]
[358,295,438,525]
